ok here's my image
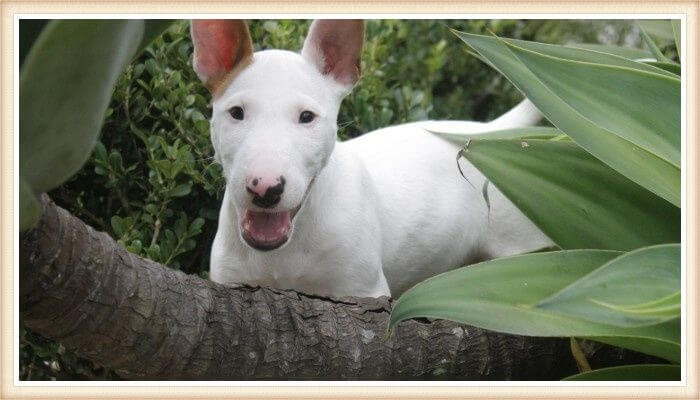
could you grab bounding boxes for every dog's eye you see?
[299,110,315,124]
[229,106,244,120]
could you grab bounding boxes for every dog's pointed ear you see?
[191,20,253,92]
[301,20,364,90]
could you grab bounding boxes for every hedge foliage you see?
[24,18,640,380]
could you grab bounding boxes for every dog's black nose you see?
[246,175,285,208]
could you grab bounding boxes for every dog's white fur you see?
[192,20,552,298]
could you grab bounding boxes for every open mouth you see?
[240,206,301,251]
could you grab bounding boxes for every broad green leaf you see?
[496,37,677,78]
[566,43,652,61]
[592,327,680,363]
[643,61,681,76]
[601,291,680,317]
[671,20,681,57]
[563,364,680,381]
[20,20,144,194]
[638,22,671,63]
[537,244,680,327]
[390,250,680,362]
[454,32,676,79]
[20,176,40,231]
[504,41,680,169]
[461,139,680,250]
[430,126,562,146]
[455,33,681,207]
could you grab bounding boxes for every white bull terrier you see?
[191,19,551,298]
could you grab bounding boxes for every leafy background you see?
[21,19,659,380]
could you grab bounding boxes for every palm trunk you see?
[19,195,651,380]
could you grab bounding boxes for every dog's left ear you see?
[191,20,254,93]
[301,20,364,90]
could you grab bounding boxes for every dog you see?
[191,19,552,298]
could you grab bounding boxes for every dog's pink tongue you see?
[242,209,291,243]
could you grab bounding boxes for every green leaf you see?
[563,364,680,381]
[153,159,172,176]
[189,217,205,234]
[169,160,185,179]
[174,214,188,237]
[126,239,143,254]
[163,229,176,248]
[565,43,652,61]
[190,110,206,122]
[145,204,159,215]
[537,244,680,327]
[643,61,681,76]
[20,176,41,231]
[496,37,677,78]
[110,215,124,237]
[671,20,681,57]
[460,139,679,250]
[430,126,562,146]
[144,58,158,77]
[146,244,161,261]
[592,329,680,363]
[168,182,192,198]
[93,141,107,162]
[20,20,144,194]
[108,150,123,171]
[194,119,209,135]
[600,291,680,317]
[456,34,677,79]
[504,41,680,168]
[638,22,671,63]
[390,250,680,362]
[455,32,681,207]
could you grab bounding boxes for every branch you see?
[19,195,651,380]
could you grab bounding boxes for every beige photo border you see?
[2,1,698,398]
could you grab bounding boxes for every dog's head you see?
[191,20,364,251]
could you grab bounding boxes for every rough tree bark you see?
[19,196,652,380]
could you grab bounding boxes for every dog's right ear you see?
[191,20,253,93]
[301,20,364,92]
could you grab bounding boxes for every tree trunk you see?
[19,195,652,380]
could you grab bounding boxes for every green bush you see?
[23,18,644,380]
